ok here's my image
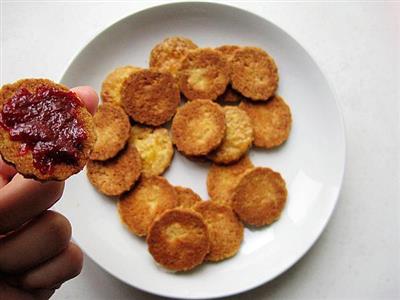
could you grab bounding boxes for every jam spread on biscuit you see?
[0,85,87,174]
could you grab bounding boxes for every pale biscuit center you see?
[188,68,210,91]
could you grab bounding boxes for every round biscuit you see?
[208,106,253,164]
[147,208,209,271]
[90,103,130,161]
[178,48,230,101]
[118,176,178,237]
[129,125,174,177]
[207,155,254,207]
[149,36,198,76]
[87,143,141,196]
[231,47,278,100]
[239,95,292,148]
[193,201,243,262]
[175,186,202,208]
[0,79,95,181]
[171,99,226,156]
[232,167,287,227]
[121,69,180,126]
[101,65,141,106]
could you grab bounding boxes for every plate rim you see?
[59,2,347,299]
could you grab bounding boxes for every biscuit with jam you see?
[175,186,202,208]
[147,208,209,271]
[0,79,95,181]
[178,48,230,101]
[239,95,292,148]
[231,47,278,100]
[101,65,141,106]
[193,201,243,261]
[171,99,225,156]
[149,36,198,76]
[121,69,180,126]
[208,106,253,164]
[129,125,174,177]
[232,167,287,226]
[207,155,253,207]
[118,176,178,237]
[87,143,141,196]
[90,103,130,161]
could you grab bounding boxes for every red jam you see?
[0,85,87,174]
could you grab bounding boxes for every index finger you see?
[0,86,97,231]
[0,175,64,234]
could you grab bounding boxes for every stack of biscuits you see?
[87,37,292,272]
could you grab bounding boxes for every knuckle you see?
[43,211,72,247]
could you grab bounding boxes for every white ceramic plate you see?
[57,2,345,299]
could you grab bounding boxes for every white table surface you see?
[1,1,399,299]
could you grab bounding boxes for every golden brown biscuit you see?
[129,125,174,177]
[232,167,287,226]
[193,201,243,262]
[208,106,253,164]
[217,85,246,103]
[175,186,202,208]
[118,176,178,237]
[178,48,230,101]
[149,36,198,76]
[0,79,95,181]
[87,143,141,196]
[121,69,180,126]
[171,100,226,156]
[215,45,240,61]
[231,47,278,100]
[101,65,141,106]
[207,155,254,207]
[239,95,292,148]
[147,208,209,271]
[90,103,130,161]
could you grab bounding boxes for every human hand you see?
[0,86,98,299]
